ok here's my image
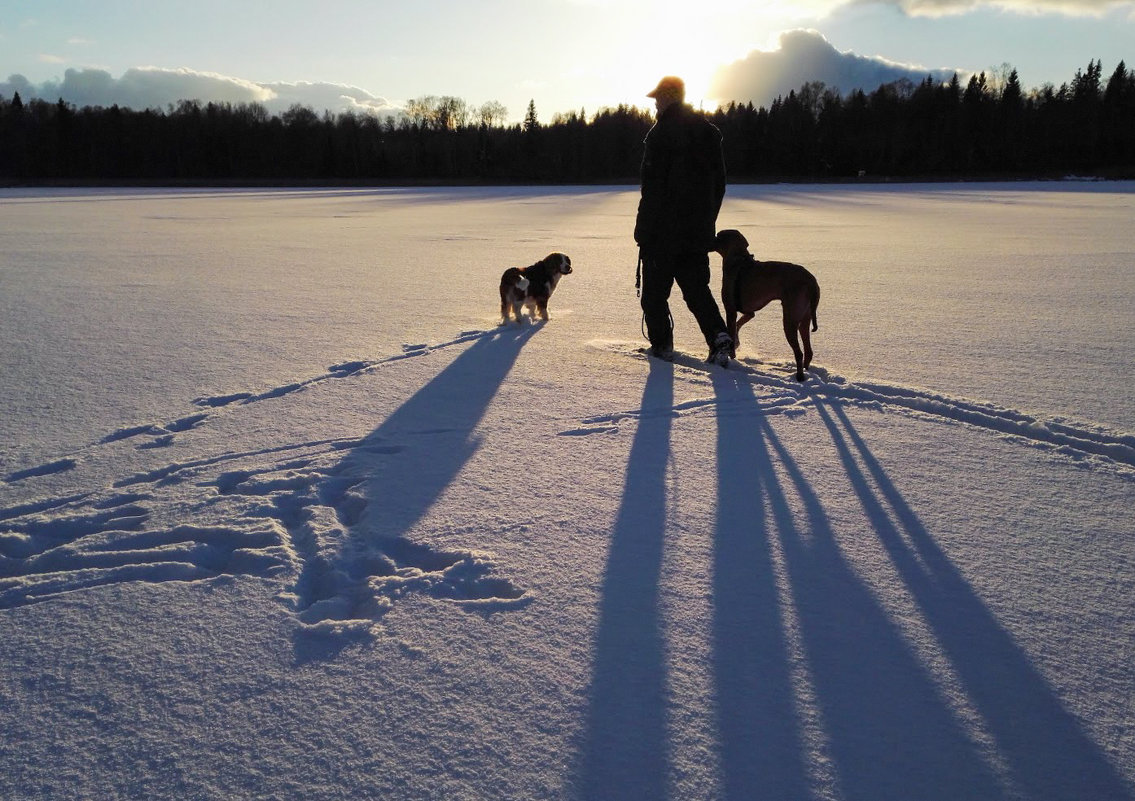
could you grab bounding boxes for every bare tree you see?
[435,96,468,130]
[404,96,438,129]
[478,100,508,128]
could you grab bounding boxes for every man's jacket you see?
[634,103,726,255]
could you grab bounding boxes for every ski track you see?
[2,330,1132,623]
[0,329,528,626]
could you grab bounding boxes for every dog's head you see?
[544,253,573,275]
[713,230,750,260]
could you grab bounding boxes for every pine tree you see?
[1072,59,1103,104]
[1102,61,1135,166]
[1001,69,1023,109]
[1104,60,1133,106]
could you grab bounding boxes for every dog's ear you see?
[547,252,572,273]
[714,230,747,253]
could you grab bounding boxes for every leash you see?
[636,252,674,342]
[636,251,646,340]
[637,251,646,338]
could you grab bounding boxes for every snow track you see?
[3,330,1131,621]
[1,329,532,623]
[584,341,1135,480]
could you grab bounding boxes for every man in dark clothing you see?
[634,75,732,366]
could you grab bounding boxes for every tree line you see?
[1,59,1132,183]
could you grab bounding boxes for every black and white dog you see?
[499,252,573,323]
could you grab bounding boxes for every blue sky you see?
[2,0,1132,122]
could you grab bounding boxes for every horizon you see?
[2,0,1133,124]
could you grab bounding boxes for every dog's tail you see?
[809,279,820,332]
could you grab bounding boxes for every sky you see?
[1,0,1133,123]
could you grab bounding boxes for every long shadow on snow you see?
[710,371,810,800]
[576,358,673,801]
[745,388,1005,800]
[290,326,536,663]
[815,399,1134,801]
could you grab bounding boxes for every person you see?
[634,75,733,366]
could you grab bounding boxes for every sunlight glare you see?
[599,0,830,113]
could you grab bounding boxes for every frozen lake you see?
[2,183,1134,800]
[2,183,1133,469]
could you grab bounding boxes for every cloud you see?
[708,29,962,108]
[2,74,34,96]
[857,0,1132,16]
[0,66,402,118]
[259,80,401,117]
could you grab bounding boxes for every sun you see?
[596,0,800,112]
[566,0,827,117]
[603,34,724,112]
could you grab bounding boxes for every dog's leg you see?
[733,312,755,357]
[724,305,743,358]
[809,279,820,332]
[799,319,814,371]
[537,299,549,321]
[783,310,806,381]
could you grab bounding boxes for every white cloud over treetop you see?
[262,80,401,117]
[0,67,402,117]
[708,29,962,108]
[852,0,1132,16]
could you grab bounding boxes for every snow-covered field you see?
[1,183,1133,800]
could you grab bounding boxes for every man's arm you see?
[710,126,726,217]
[635,130,668,249]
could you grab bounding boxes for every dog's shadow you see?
[351,327,536,539]
[710,370,811,800]
[812,399,1135,801]
[735,389,1005,799]
[709,373,1133,800]
[290,326,537,663]
[497,318,548,329]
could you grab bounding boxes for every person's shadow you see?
[577,358,674,801]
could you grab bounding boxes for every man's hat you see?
[646,76,685,100]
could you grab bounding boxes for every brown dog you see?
[499,252,573,324]
[713,229,820,381]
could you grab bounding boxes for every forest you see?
[1,59,1132,183]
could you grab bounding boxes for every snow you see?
[1,183,1133,800]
